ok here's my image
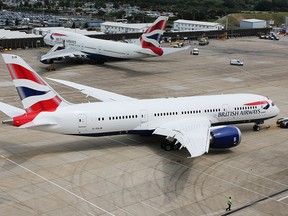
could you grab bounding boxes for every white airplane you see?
[0,54,279,158]
[40,16,178,64]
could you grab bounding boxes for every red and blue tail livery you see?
[3,54,67,114]
[139,16,168,56]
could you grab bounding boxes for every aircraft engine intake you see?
[40,59,54,64]
[210,126,241,149]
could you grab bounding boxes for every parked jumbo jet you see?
[40,16,180,65]
[0,54,279,157]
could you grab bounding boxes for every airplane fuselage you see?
[44,33,159,61]
[32,93,279,135]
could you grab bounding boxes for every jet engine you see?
[210,126,241,149]
[41,59,54,64]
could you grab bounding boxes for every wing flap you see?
[153,117,211,158]
[47,78,137,102]
[41,47,86,62]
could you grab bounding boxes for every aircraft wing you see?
[41,47,86,62]
[0,102,25,118]
[153,117,211,158]
[162,46,191,55]
[47,78,137,102]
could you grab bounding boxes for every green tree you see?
[15,18,19,26]
[24,1,29,8]
[255,0,273,11]
[97,9,106,17]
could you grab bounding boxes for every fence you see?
[0,28,271,50]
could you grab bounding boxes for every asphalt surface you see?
[0,36,287,216]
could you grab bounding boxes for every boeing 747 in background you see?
[40,16,183,65]
[0,54,279,157]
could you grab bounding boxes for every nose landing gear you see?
[253,124,261,131]
[253,120,264,131]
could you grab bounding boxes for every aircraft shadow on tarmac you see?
[0,132,235,205]
[38,53,178,77]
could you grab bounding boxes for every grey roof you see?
[0,29,42,39]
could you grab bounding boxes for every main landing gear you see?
[161,140,181,151]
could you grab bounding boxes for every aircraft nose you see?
[43,34,49,43]
[275,105,280,115]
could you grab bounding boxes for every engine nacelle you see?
[41,59,54,64]
[210,126,241,149]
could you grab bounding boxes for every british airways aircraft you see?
[40,16,176,65]
[0,54,279,158]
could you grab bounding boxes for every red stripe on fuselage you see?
[244,101,268,106]
[6,64,46,85]
[52,33,66,36]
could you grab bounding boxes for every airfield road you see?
[0,36,287,216]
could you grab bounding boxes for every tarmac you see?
[0,36,287,216]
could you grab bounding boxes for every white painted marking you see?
[278,195,288,202]
[115,206,134,216]
[223,77,242,83]
[202,155,288,188]
[0,81,13,87]
[126,137,142,143]
[142,202,171,216]
[0,155,115,216]
[162,84,187,91]
[107,137,128,146]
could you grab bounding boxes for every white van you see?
[191,48,199,55]
[230,59,243,66]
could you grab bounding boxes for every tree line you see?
[1,0,288,21]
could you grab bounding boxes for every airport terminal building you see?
[173,19,224,31]
[240,19,267,29]
[100,22,152,34]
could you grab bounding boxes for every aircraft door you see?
[222,104,230,122]
[78,114,87,128]
[140,110,148,123]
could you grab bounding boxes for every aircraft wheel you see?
[164,143,172,151]
[253,124,261,131]
[173,143,181,150]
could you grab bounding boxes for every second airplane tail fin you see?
[2,54,69,114]
[137,16,168,56]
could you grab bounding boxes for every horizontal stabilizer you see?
[0,102,25,118]
[47,78,137,102]
[19,120,57,129]
[162,45,191,55]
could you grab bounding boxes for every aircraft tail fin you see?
[136,16,168,56]
[2,54,70,114]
